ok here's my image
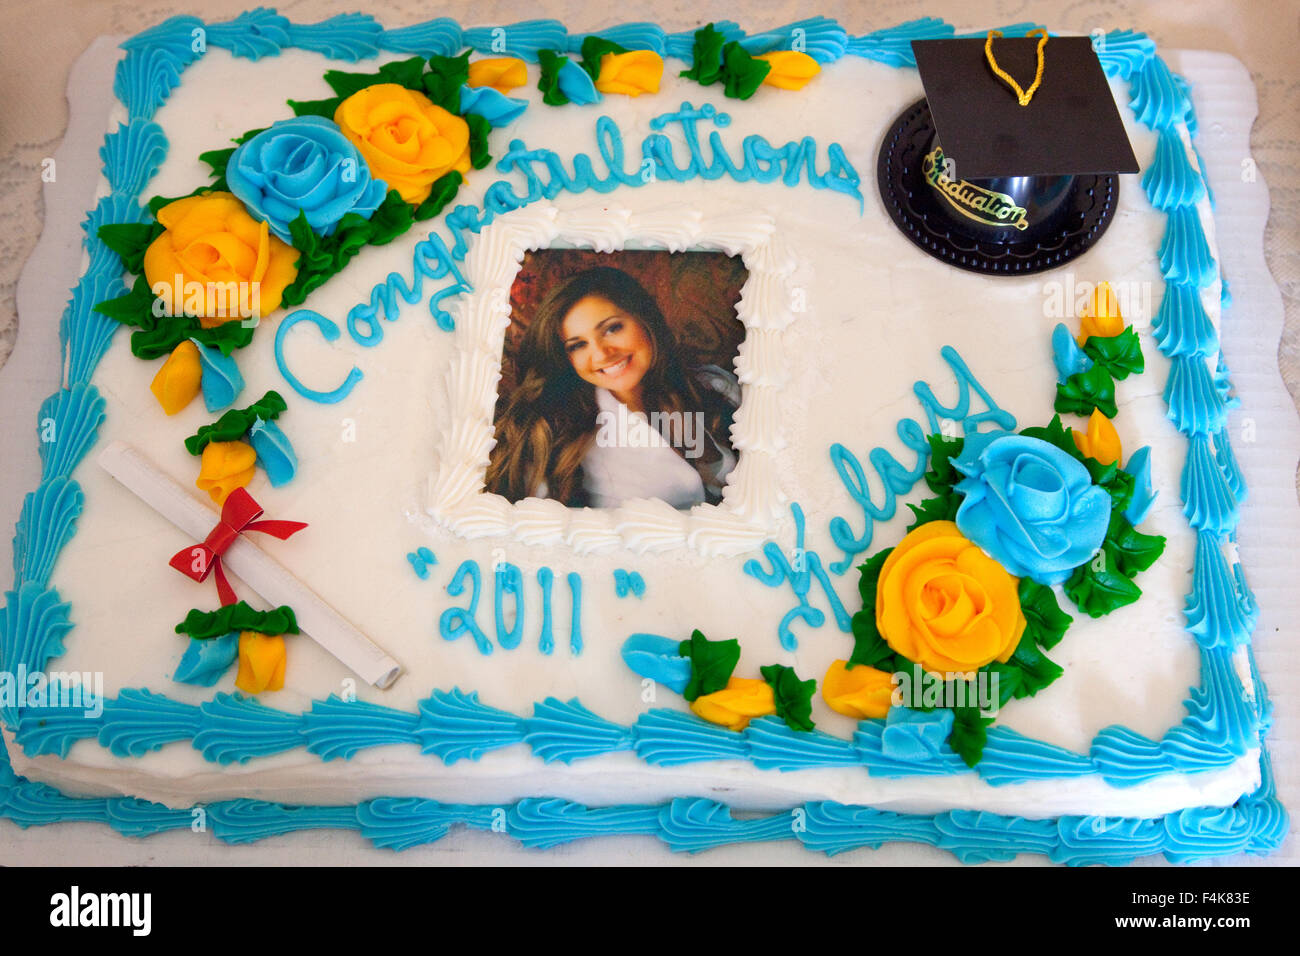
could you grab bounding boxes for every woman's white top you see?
[578,366,740,510]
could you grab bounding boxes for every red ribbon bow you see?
[169,487,307,606]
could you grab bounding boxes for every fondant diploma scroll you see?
[98,440,403,689]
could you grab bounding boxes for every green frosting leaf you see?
[287,96,343,119]
[848,611,895,671]
[1018,579,1072,651]
[422,51,471,113]
[759,664,816,732]
[196,129,264,191]
[197,146,235,183]
[93,276,255,359]
[1083,458,1136,513]
[365,188,417,242]
[1083,327,1145,380]
[1018,414,1086,462]
[855,547,892,607]
[922,433,965,494]
[1055,364,1118,419]
[280,207,382,307]
[578,35,630,81]
[377,55,431,91]
[677,629,741,702]
[145,187,214,218]
[848,548,894,669]
[413,172,463,222]
[948,707,994,768]
[185,391,288,456]
[278,185,446,307]
[536,50,572,106]
[680,23,726,85]
[153,319,254,359]
[720,41,772,100]
[466,113,492,170]
[1004,632,1064,698]
[980,661,1023,708]
[175,601,299,640]
[325,55,430,100]
[96,222,164,275]
[905,494,960,531]
[1104,511,1167,578]
[93,275,155,326]
[1064,549,1143,617]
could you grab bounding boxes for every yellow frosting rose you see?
[594,50,664,96]
[689,677,776,731]
[467,57,528,93]
[1072,408,1123,465]
[236,631,286,694]
[150,340,202,415]
[822,660,894,719]
[876,521,1026,673]
[334,83,471,205]
[143,192,298,327]
[755,51,822,90]
[196,440,257,505]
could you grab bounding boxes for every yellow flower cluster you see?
[333,83,471,205]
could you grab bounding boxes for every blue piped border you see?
[0,12,1285,862]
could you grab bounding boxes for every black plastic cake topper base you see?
[877,99,1120,276]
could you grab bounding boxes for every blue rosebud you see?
[457,84,529,127]
[226,115,390,244]
[557,59,602,105]
[953,433,1111,585]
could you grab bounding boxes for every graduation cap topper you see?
[874,31,1137,275]
[911,33,1139,180]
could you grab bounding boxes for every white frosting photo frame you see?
[426,203,800,556]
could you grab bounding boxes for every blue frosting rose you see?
[952,432,1111,585]
[225,115,389,244]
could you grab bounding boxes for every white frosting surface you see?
[7,41,1263,821]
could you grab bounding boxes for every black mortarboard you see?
[911,35,1138,179]
[875,34,1138,274]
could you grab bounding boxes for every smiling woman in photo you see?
[486,266,740,509]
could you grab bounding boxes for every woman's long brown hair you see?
[485,266,735,506]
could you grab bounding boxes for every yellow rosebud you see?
[467,57,528,93]
[594,50,664,97]
[1072,408,1123,466]
[143,192,299,326]
[876,521,1026,674]
[755,51,822,90]
[150,340,202,415]
[689,677,776,731]
[196,440,257,505]
[334,84,471,205]
[1077,281,1125,344]
[235,631,286,694]
[822,660,894,719]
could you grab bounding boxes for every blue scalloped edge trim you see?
[0,751,1284,862]
[0,13,1284,862]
